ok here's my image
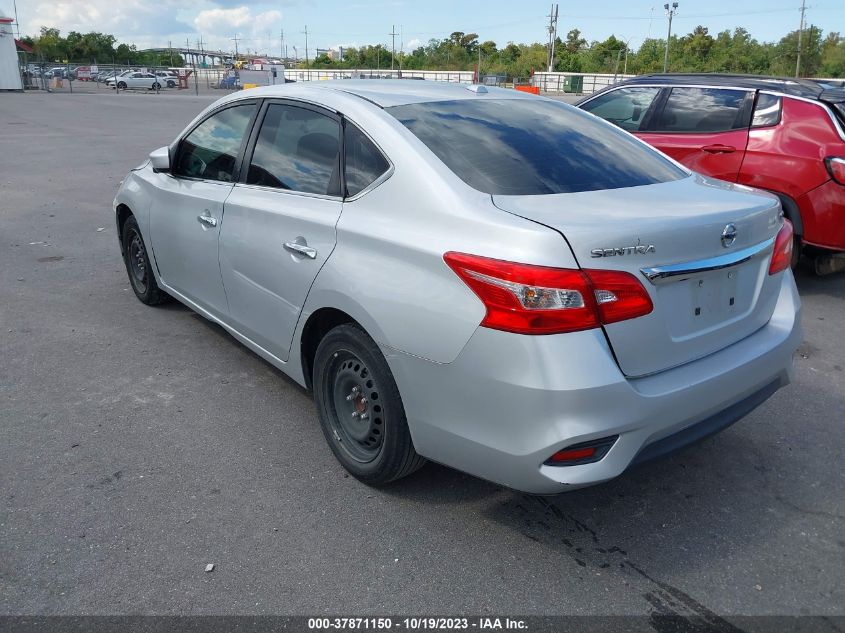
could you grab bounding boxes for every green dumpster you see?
[563,75,584,94]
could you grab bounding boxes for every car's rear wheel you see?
[313,324,426,485]
[121,215,170,306]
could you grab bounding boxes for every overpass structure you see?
[141,46,282,68]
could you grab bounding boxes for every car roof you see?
[615,73,824,99]
[229,79,536,108]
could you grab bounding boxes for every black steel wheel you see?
[117,81,127,90]
[121,215,170,306]
[313,323,426,484]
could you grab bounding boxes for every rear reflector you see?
[545,436,618,466]
[444,252,653,335]
[768,219,794,275]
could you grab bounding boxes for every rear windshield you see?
[388,98,687,195]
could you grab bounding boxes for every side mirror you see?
[149,146,170,173]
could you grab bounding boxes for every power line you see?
[560,6,798,20]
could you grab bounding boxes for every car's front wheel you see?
[166,80,175,88]
[121,215,170,306]
[313,324,426,485]
[117,81,127,90]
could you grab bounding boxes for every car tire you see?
[121,215,170,306]
[313,323,426,485]
[152,82,161,90]
[167,80,175,88]
[117,81,127,90]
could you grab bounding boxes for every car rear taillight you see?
[443,252,653,335]
[768,219,794,275]
[825,157,845,185]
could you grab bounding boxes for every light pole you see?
[663,2,678,73]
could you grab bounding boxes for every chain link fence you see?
[17,56,637,98]
[17,58,244,95]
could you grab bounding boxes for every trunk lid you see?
[493,174,784,377]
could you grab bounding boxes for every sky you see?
[4,0,844,58]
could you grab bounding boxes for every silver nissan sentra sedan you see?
[113,80,802,494]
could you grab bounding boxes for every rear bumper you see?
[385,270,802,494]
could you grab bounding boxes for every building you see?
[0,9,21,90]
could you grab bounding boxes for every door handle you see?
[284,239,317,259]
[197,214,218,228]
[701,144,736,154]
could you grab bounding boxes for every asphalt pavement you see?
[1,91,843,621]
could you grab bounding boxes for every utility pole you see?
[647,6,655,40]
[614,49,623,83]
[280,29,284,60]
[389,25,398,71]
[231,34,241,61]
[795,0,806,78]
[12,0,20,38]
[663,2,678,73]
[478,46,482,83]
[168,41,173,67]
[547,4,559,72]
[302,25,309,68]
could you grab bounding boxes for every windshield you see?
[388,98,687,195]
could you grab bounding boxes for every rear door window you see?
[654,87,751,133]
[246,103,341,196]
[173,104,256,182]
[580,87,662,132]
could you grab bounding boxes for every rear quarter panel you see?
[738,96,843,244]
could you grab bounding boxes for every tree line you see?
[322,26,844,79]
[20,28,184,67]
[21,23,845,79]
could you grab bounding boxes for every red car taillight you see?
[768,219,794,275]
[825,157,845,185]
[443,252,653,335]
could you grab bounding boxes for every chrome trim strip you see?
[640,237,775,285]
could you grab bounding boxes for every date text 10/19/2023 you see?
[308,617,528,630]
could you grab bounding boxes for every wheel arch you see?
[115,203,134,255]
[299,307,366,391]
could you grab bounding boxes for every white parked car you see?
[107,72,162,90]
[155,72,178,88]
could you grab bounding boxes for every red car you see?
[578,74,845,270]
